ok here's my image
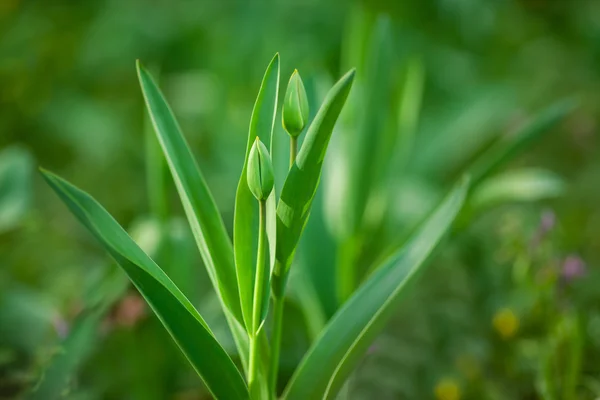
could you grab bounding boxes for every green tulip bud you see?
[247,137,274,201]
[282,70,309,137]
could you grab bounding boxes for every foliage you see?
[2,1,600,399]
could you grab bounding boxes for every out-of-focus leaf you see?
[288,268,327,341]
[283,177,469,400]
[389,58,425,178]
[137,63,247,341]
[469,168,565,210]
[28,308,104,400]
[0,288,55,353]
[347,17,394,234]
[300,172,338,318]
[0,146,34,233]
[272,69,355,296]
[469,99,576,185]
[233,54,280,331]
[412,87,516,177]
[41,170,249,400]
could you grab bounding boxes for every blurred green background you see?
[2,0,600,399]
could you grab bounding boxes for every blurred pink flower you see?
[561,254,586,281]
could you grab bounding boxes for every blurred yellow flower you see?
[434,378,461,400]
[493,308,519,339]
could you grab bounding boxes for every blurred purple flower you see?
[531,209,556,250]
[540,209,556,234]
[561,254,586,281]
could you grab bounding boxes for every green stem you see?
[290,136,298,168]
[249,200,267,398]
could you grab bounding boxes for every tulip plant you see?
[40,54,470,399]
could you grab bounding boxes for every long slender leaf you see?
[233,54,280,331]
[272,69,355,296]
[137,61,242,323]
[41,170,249,400]
[283,177,469,400]
[347,16,394,234]
[390,58,424,177]
[136,63,252,369]
[469,99,576,185]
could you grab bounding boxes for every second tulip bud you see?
[282,70,309,137]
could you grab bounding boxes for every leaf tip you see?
[38,167,56,181]
[339,68,357,88]
[270,52,280,67]
[135,59,144,74]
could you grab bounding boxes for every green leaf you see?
[233,54,280,331]
[136,61,243,325]
[347,16,394,234]
[283,177,469,400]
[469,168,564,210]
[0,145,34,233]
[469,99,576,185]
[41,170,249,400]
[389,58,425,178]
[273,68,355,296]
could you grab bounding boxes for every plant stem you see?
[290,136,298,168]
[249,200,267,398]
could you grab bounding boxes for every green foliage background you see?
[2,0,600,399]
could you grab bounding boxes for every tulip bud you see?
[282,70,309,137]
[247,137,274,201]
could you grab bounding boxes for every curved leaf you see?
[41,170,249,400]
[469,98,576,185]
[283,177,469,400]
[137,61,242,323]
[470,168,564,210]
[273,68,355,296]
[233,54,280,331]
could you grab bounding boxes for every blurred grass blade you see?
[136,61,243,325]
[469,99,576,185]
[41,170,249,400]
[390,58,424,176]
[273,68,355,295]
[0,145,34,233]
[288,269,327,341]
[233,54,280,331]
[347,16,393,233]
[283,177,469,400]
[144,105,168,223]
[469,168,565,210]
[28,308,105,400]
